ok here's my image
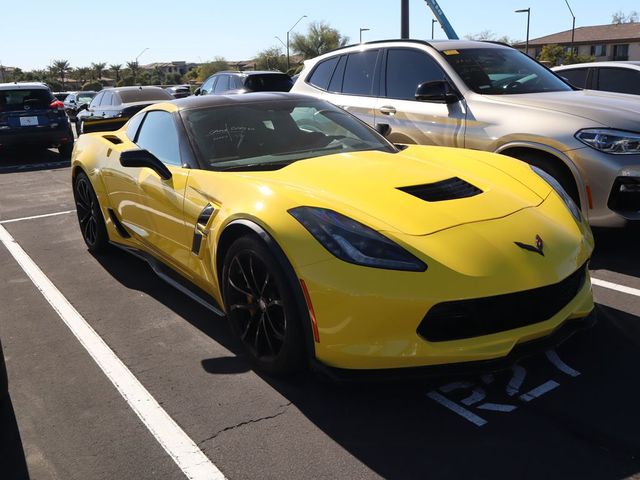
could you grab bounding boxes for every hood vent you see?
[397,177,482,202]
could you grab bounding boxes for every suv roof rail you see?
[321,38,436,56]
[481,40,513,48]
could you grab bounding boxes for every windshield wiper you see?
[272,145,344,156]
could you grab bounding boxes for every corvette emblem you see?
[515,234,544,256]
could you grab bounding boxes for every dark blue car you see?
[0,82,75,157]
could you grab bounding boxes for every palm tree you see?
[91,62,106,81]
[74,67,91,85]
[109,64,122,84]
[51,59,71,89]
[126,60,139,83]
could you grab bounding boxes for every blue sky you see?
[1,0,638,69]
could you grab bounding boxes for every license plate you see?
[19,116,38,126]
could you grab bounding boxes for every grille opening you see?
[418,263,587,342]
[103,135,123,145]
[398,177,482,202]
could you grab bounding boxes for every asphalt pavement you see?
[1,147,639,480]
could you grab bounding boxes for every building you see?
[514,22,640,62]
[140,61,198,77]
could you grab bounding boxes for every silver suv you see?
[292,40,640,227]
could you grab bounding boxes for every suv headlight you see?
[531,166,582,223]
[289,207,427,272]
[576,128,640,154]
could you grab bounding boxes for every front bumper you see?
[566,147,640,227]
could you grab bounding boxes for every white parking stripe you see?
[591,277,640,298]
[426,391,488,427]
[0,210,75,224]
[0,224,226,480]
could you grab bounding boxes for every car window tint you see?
[385,49,445,100]
[307,56,339,91]
[201,76,216,94]
[231,76,243,89]
[119,88,173,102]
[0,88,53,111]
[89,92,104,108]
[598,68,640,95]
[135,111,181,166]
[214,75,230,93]
[328,55,347,92]
[101,91,113,106]
[126,112,145,141]
[558,68,588,88]
[244,74,293,92]
[342,50,379,96]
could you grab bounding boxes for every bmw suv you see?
[292,40,640,227]
[0,82,74,157]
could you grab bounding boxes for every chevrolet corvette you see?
[71,93,595,376]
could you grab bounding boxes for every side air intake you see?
[398,177,482,202]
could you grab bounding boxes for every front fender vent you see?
[398,177,482,202]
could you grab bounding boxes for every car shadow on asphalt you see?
[90,248,640,479]
[591,224,640,278]
[0,395,30,479]
[0,147,70,174]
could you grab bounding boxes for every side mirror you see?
[78,103,89,112]
[69,99,76,105]
[194,87,201,96]
[375,123,391,138]
[120,150,172,180]
[415,81,460,104]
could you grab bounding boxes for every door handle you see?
[379,106,397,115]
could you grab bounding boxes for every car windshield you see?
[0,88,54,111]
[442,48,572,95]
[244,74,293,92]
[182,100,395,171]
[77,93,96,103]
[119,88,174,103]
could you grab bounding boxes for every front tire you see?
[73,171,109,253]
[222,236,305,376]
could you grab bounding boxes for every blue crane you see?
[424,0,459,39]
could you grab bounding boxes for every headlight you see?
[289,207,427,272]
[531,166,582,223]
[576,128,640,154]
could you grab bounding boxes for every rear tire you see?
[73,171,109,253]
[222,235,306,376]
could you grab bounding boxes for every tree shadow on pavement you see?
[0,395,30,479]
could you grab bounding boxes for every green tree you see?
[51,59,71,89]
[110,64,122,83]
[255,47,288,72]
[290,21,348,60]
[126,61,140,83]
[196,57,229,81]
[74,67,91,85]
[537,44,565,66]
[82,80,103,91]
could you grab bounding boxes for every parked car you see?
[553,61,640,96]
[196,71,293,96]
[0,338,8,400]
[71,93,595,376]
[53,91,71,101]
[76,86,174,135]
[0,82,74,157]
[292,40,640,228]
[165,85,191,99]
[63,91,97,122]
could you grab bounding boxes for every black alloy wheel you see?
[73,172,109,253]
[222,236,305,375]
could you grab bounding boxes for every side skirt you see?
[109,242,225,317]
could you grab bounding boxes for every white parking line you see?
[591,277,640,298]
[0,210,75,224]
[0,224,226,480]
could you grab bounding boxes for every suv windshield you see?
[0,88,54,111]
[244,74,293,92]
[182,100,395,171]
[442,48,572,95]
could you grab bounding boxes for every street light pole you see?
[515,8,530,56]
[564,0,576,55]
[134,47,149,84]
[359,27,370,43]
[431,19,437,39]
[287,15,307,71]
[274,36,286,49]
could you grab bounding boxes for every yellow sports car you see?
[71,93,595,377]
